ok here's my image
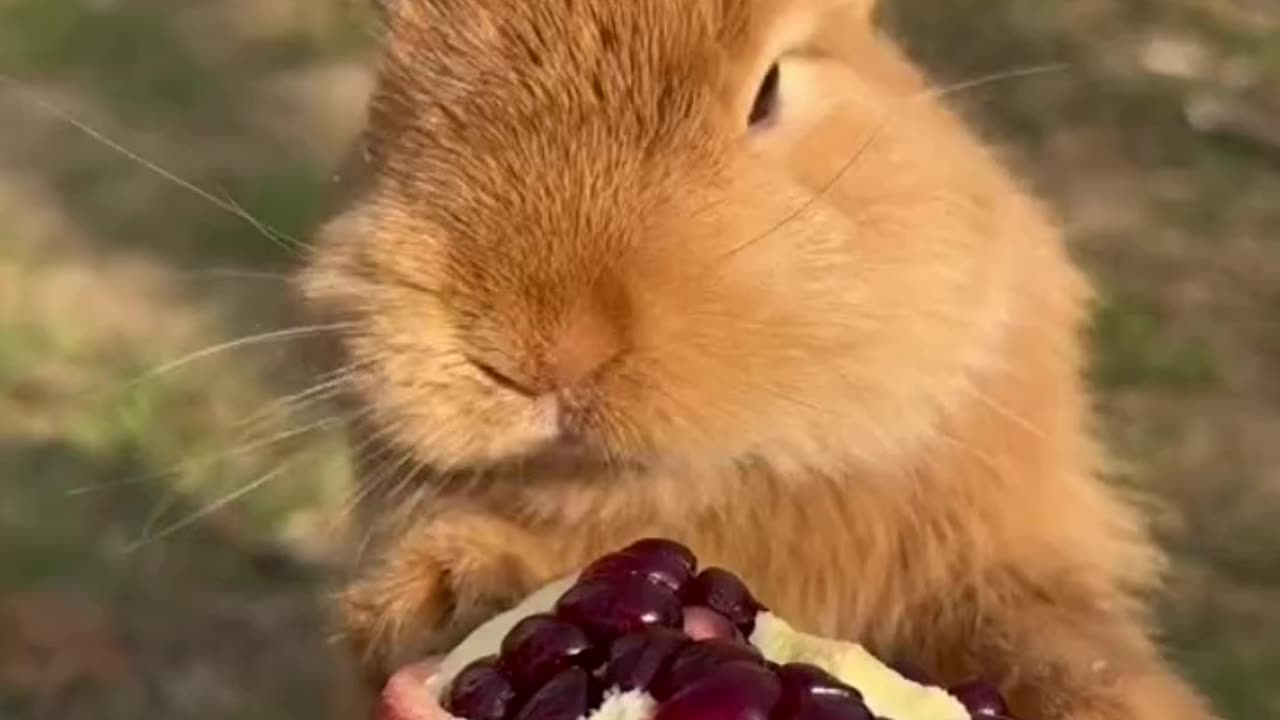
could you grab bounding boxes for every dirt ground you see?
[1,1,1277,719]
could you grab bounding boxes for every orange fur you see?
[301,1,1216,718]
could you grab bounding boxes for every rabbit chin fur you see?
[300,2,1216,719]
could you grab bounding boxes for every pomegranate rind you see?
[382,661,447,720]
[750,613,968,720]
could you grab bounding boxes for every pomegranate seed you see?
[581,547,695,595]
[654,639,764,700]
[655,663,782,720]
[499,613,599,693]
[512,667,598,720]
[774,663,868,720]
[625,539,697,574]
[442,656,516,720]
[556,576,683,643]
[681,568,765,634]
[603,626,690,692]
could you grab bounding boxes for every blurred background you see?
[1,1,1276,718]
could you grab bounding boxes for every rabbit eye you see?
[748,63,780,130]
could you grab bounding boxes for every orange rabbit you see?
[300,1,1216,718]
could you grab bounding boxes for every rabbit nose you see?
[546,301,626,390]
[469,279,630,398]
[469,305,626,397]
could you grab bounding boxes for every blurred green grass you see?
[0,0,223,119]
[1,0,1278,718]
[1090,290,1218,392]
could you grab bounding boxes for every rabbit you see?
[299,0,1217,718]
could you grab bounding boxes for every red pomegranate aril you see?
[773,663,870,720]
[512,667,597,720]
[774,662,862,717]
[655,662,782,720]
[948,681,1009,718]
[556,576,683,643]
[625,538,697,574]
[442,656,517,720]
[681,568,764,633]
[603,627,690,692]
[499,613,598,693]
[581,549,695,595]
[654,639,765,700]
[682,606,742,642]
[786,695,874,720]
